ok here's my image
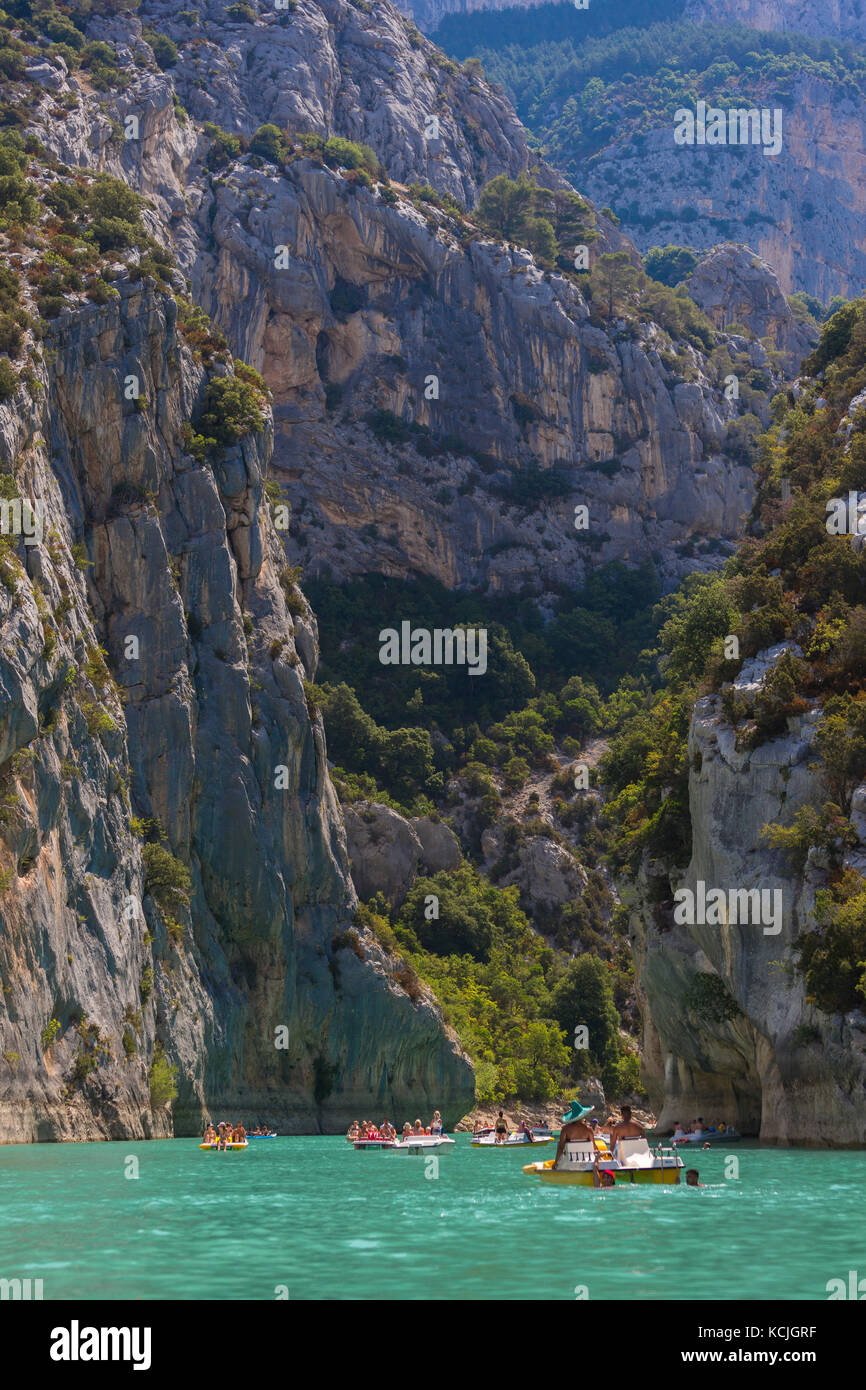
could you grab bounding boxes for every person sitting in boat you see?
[672,1121,690,1142]
[430,1111,443,1135]
[553,1101,595,1167]
[610,1106,645,1157]
[347,1121,359,1141]
[518,1120,535,1144]
[413,1118,425,1135]
[380,1120,396,1141]
[494,1111,508,1144]
[204,1124,216,1145]
[402,1122,413,1140]
[234,1124,246,1144]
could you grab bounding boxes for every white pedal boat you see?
[353,1135,455,1151]
[471,1129,555,1148]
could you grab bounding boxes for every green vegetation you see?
[142,842,192,914]
[308,563,666,1101]
[475,173,598,273]
[40,1017,61,1052]
[601,301,866,1020]
[148,1046,178,1107]
[185,369,269,460]
[644,244,700,287]
[356,869,636,1105]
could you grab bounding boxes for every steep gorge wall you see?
[624,674,866,1146]
[0,280,473,1141]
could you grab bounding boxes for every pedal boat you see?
[353,1135,455,1152]
[472,1128,556,1148]
[523,1136,683,1185]
[199,1140,248,1150]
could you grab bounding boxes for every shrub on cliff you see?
[249,123,289,164]
[142,843,191,913]
[797,870,866,1014]
[148,1047,178,1108]
[142,25,177,68]
[644,244,699,287]
[194,374,266,447]
[476,174,597,272]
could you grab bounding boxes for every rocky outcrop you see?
[344,801,461,906]
[412,815,461,873]
[482,824,587,913]
[0,281,473,1141]
[625,647,866,1146]
[686,244,817,370]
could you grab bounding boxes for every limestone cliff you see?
[12,0,768,597]
[683,0,866,44]
[0,279,473,1141]
[575,77,866,303]
[625,660,866,1146]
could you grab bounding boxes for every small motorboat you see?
[199,1141,248,1151]
[670,1128,741,1145]
[247,1132,278,1139]
[524,1135,683,1186]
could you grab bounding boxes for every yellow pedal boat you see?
[524,1136,683,1186]
[199,1141,248,1150]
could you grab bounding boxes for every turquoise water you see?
[1,1136,863,1300]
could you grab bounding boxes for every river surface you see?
[1,1136,863,1300]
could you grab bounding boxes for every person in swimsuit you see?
[430,1111,443,1135]
[554,1101,594,1168]
[494,1111,508,1144]
[609,1106,645,1157]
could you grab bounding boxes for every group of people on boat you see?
[203,1121,246,1149]
[480,1113,548,1143]
[671,1117,729,1143]
[348,1112,444,1143]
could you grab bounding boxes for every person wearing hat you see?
[553,1100,594,1168]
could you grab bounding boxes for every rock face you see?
[686,244,817,371]
[344,802,461,906]
[396,0,551,32]
[0,282,473,1141]
[482,824,587,913]
[344,802,422,907]
[15,2,769,599]
[141,0,548,208]
[624,649,866,1146]
[574,80,866,303]
[683,0,866,43]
